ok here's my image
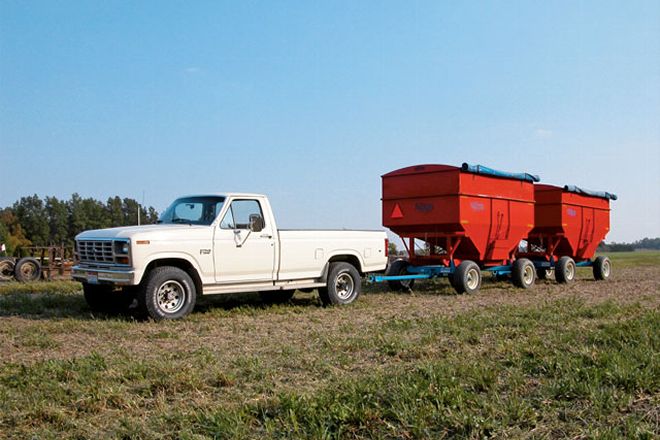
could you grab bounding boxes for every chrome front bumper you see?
[72,266,136,285]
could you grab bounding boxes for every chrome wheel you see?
[565,262,575,281]
[523,265,534,286]
[602,260,610,278]
[466,268,480,291]
[334,272,355,300]
[156,280,186,313]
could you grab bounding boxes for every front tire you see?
[555,257,576,284]
[453,261,481,294]
[385,259,414,291]
[319,262,361,306]
[138,267,197,320]
[593,256,611,281]
[512,258,536,289]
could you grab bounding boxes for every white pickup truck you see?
[72,193,388,320]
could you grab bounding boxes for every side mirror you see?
[249,214,265,232]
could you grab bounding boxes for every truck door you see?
[213,199,276,284]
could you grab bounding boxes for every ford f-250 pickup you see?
[72,193,388,320]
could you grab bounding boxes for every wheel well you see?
[143,258,203,295]
[328,254,363,274]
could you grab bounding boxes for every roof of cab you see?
[177,193,267,199]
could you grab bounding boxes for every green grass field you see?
[0,251,658,439]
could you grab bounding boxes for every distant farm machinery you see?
[0,246,75,282]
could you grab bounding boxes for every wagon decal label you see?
[391,204,404,219]
[415,203,434,213]
[470,201,485,212]
[567,208,577,217]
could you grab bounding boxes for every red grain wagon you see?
[520,184,617,283]
[377,163,541,294]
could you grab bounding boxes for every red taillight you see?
[385,238,389,257]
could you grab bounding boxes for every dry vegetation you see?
[0,252,658,439]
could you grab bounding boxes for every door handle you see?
[260,234,273,239]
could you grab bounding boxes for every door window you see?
[220,200,264,230]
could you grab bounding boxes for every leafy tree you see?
[106,196,124,226]
[388,241,398,256]
[13,195,49,246]
[2,193,163,250]
[45,196,69,245]
[0,208,31,254]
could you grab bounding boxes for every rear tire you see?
[555,257,576,283]
[318,262,361,306]
[453,261,481,294]
[0,258,15,281]
[14,257,42,282]
[259,290,295,304]
[385,260,414,291]
[593,256,611,281]
[512,258,536,289]
[137,267,197,320]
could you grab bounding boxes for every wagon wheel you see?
[0,258,15,282]
[14,258,42,282]
[593,256,611,281]
[536,268,554,280]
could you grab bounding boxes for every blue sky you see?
[1,1,658,242]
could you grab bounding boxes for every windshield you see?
[158,196,226,226]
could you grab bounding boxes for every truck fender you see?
[320,250,365,280]
[136,252,205,285]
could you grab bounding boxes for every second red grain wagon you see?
[519,184,617,283]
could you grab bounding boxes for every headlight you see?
[115,240,130,255]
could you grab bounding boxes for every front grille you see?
[77,240,116,265]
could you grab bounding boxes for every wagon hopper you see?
[376,163,540,294]
[520,184,617,283]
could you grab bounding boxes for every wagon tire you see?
[83,283,135,315]
[0,258,15,282]
[512,258,536,289]
[137,267,197,320]
[593,256,611,281]
[453,261,481,294]
[259,290,295,304]
[14,257,42,282]
[555,257,576,283]
[318,262,361,306]
[385,259,414,291]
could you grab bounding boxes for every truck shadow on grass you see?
[0,276,544,321]
[0,290,324,321]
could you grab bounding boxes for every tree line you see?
[598,237,660,252]
[0,194,159,255]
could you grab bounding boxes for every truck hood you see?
[76,224,210,241]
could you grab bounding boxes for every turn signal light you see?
[116,257,129,265]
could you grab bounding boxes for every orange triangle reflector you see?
[391,204,404,219]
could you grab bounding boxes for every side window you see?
[220,208,235,229]
[220,200,264,230]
